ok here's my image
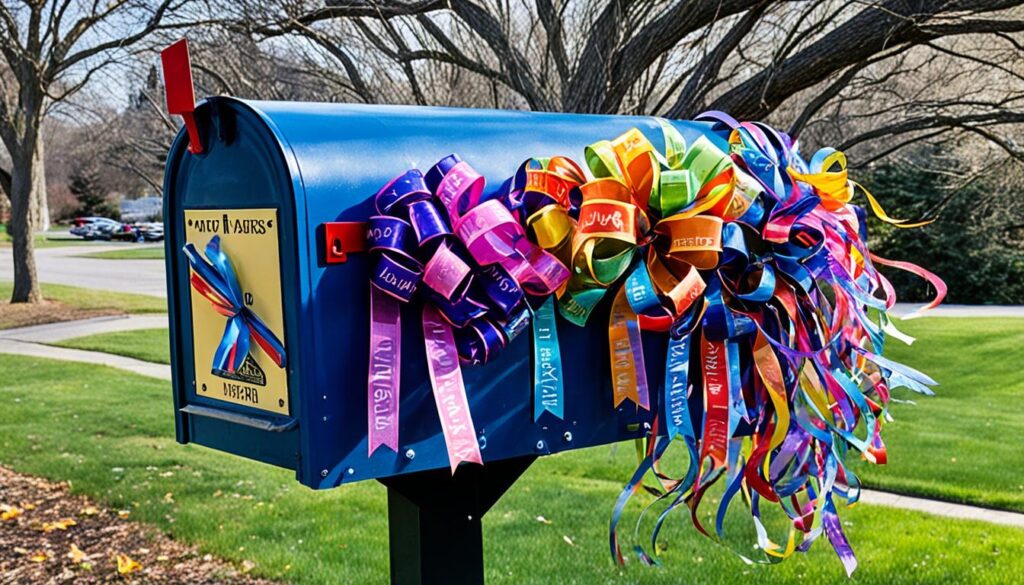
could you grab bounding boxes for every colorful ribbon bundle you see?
[183,235,287,374]
[584,113,946,575]
[363,113,944,575]
[366,156,568,469]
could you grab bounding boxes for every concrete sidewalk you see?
[860,490,1024,529]
[0,314,168,343]
[0,314,171,380]
[890,303,1024,318]
[0,338,170,380]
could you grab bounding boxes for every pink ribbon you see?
[367,287,401,455]
[422,305,483,472]
[441,162,569,296]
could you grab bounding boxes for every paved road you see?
[0,243,166,297]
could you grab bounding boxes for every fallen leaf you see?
[1,506,23,521]
[117,510,131,519]
[163,493,174,504]
[241,559,256,573]
[563,535,575,546]
[80,506,100,516]
[29,551,48,563]
[41,518,77,532]
[68,544,87,564]
[156,555,169,562]
[117,553,143,575]
[535,515,552,525]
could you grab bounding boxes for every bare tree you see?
[228,1,1023,167]
[0,0,203,303]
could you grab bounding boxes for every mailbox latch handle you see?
[322,221,367,264]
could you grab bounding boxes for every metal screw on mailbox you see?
[535,440,545,451]
[346,468,355,476]
[563,432,573,443]
[478,436,487,450]
[200,383,206,392]
[405,449,416,460]
[320,469,328,478]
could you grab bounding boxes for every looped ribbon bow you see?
[366,156,569,470]
[183,235,287,374]
[583,114,946,575]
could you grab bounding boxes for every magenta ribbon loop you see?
[366,155,571,468]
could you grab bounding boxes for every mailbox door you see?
[165,99,305,472]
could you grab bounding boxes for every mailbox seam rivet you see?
[320,469,328,478]
[535,440,545,451]
[346,467,355,476]
[563,432,573,443]
[405,449,415,460]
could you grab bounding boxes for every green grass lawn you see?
[79,246,165,260]
[854,317,1024,512]
[0,353,1021,584]
[52,328,170,364]
[1,317,1023,583]
[0,281,166,314]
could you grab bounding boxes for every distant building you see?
[121,196,162,222]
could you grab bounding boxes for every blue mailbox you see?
[164,97,725,488]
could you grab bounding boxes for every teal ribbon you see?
[532,297,564,420]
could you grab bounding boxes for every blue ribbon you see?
[183,235,287,373]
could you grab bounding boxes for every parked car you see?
[134,222,164,242]
[110,223,139,241]
[80,221,121,241]
[70,216,164,243]
[70,217,120,238]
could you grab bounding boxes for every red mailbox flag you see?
[161,39,203,154]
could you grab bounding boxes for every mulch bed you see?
[0,467,278,584]
[0,301,122,331]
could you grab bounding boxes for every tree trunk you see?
[8,142,44,304]
[28,140,49,232]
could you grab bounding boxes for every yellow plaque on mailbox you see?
[184,208,290,415]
